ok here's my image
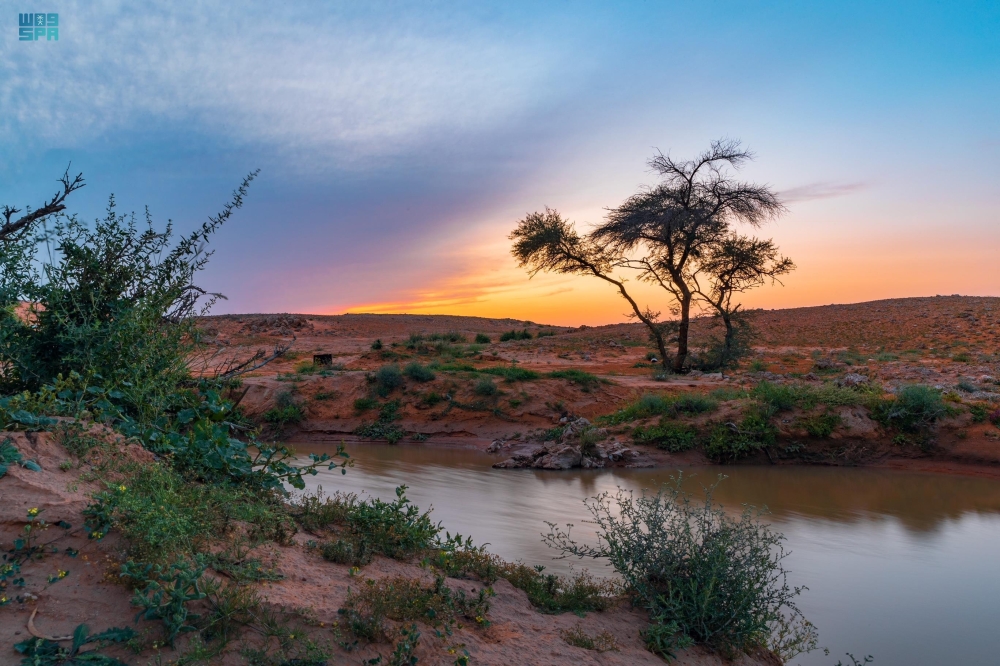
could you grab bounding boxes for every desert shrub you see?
[708,386,748,402]
[559,624,619,652]
[956,378,978,393]
[431,546,615,614]
[499,329,532,342]
[403,362,435,383]
[748,359,767,372]
[632,421,698,452]
[474,333,491,344]
[354,400,406,443]
[543,480,814,659]
[371,339,383,350]
[600,392,716,426]
[871,385,947,433]
[262,392,304,425]
[547,369,602,391]
[875,352,898,361]
[952,352,971,362]
[374,365,404,396]
[481,365,540,382]
[294,361,318,374]
[750,381,799,411]
[427,331,466,343]
[473,377,499,397]
[354,397,379,412]
[296,486,441,562]
[799,411,842,438]
[338,575,492,643]
[969,403,989,423]
[705,403,777,461]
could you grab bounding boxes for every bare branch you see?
[0,166,85,243]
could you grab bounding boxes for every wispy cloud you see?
[780,181,870,203]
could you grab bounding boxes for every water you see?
[295,443,1000,665]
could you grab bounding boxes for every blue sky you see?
[2,1,998,323]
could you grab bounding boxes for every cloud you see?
[0,2,583,170]
[779,181,870,203]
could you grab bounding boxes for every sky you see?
[1,1,998,325]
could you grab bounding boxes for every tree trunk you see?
[721,312,734,365]
[673,293,692,372]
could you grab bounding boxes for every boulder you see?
[533,446,582,470]
[838,373,869,387]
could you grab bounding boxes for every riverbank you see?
[0,430,781,666]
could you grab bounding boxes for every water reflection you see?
[293,443,1000,666]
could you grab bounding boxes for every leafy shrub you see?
[480,365,541,382]
[262,392,304,425]
[748,359,768,372]
[121,558,208,646]
[371,339,383,350]
[338,575,492,643]
[499,329,532,342]
[294,361,318,374]
[871,385,947,433]
[297,486,441,562]
[543,480,814,659]
[374,365,405,396]
[632,421,698,452]
[969,403,989,423]
[418,391,443,407]
[705,403,777,461]
[354,397,379,412]
[14,624,136,665]
[600,392,716,426]
[956,379,978,393]
[0,438,41,478]
[559,624,619,652]
[952,352,971,362]
[432,546,615,614]
[673,393,718,415]
[474,333,491,344]
[750,381,799,411]
[403,362,435,383]
[799,411,842,438]
[473,377,499,397]
[547,369,602,391]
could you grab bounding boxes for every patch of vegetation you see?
[354,397,380,412]
[547,369,603,391]
[952,352,972,362]
[403,362,435,383]
[431,545,616,615]
[474,333,491,344]
[632,421,699,452]
[704,403,778,461]
[748,359,768,372]
[870,385,948,433]
[559,624,619,652]
[499,329,532,341]
[373,365,405,397]
[262,392,304,426]
[480,365,541,382]
[418,391,444,407]
[371,339,384,350]
[473,377,499,397]
[599,392,718,426]
[14,624,136,666]
[543,479,815,660]
[297,486,440,564]
[354,400,406,444]
[0,438,41,478]
[969,403,989,423]
[338,575,492,644]
[798,411,842,438]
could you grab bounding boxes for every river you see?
[294,443,1000,665]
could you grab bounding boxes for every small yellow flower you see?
[118,485,127,492]
[27,508,39,517]
[58,570,68,578]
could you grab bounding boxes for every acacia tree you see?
[511,139,788,372]
[695,235,794,368]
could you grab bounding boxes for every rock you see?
[703,372,723,380]
[838,373,869,387]
[533,446,582,470]
[561,417,591,438]
[803,373,819,381]
[688,370,703,377]
[486,439,504,454]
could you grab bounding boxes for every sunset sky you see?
[2,1,998,325]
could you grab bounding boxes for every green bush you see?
[632,421,698,452]
[297,486,441,563]
[403,362,435,382]
[474,333,492,344]
[262,392,304,425]
[871,385,947,433]
[547,369,602,391]
[499,329,532,342]
[705,403,777,461]
[473,377,499,397]
[970,403,989,423]
[543,480,814,659]
[371,339,383,350]
[354,397,379,412]
[600,392,717,426]
[799,411,841,438]
[374,364,404,396]
[480,365,540,382]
